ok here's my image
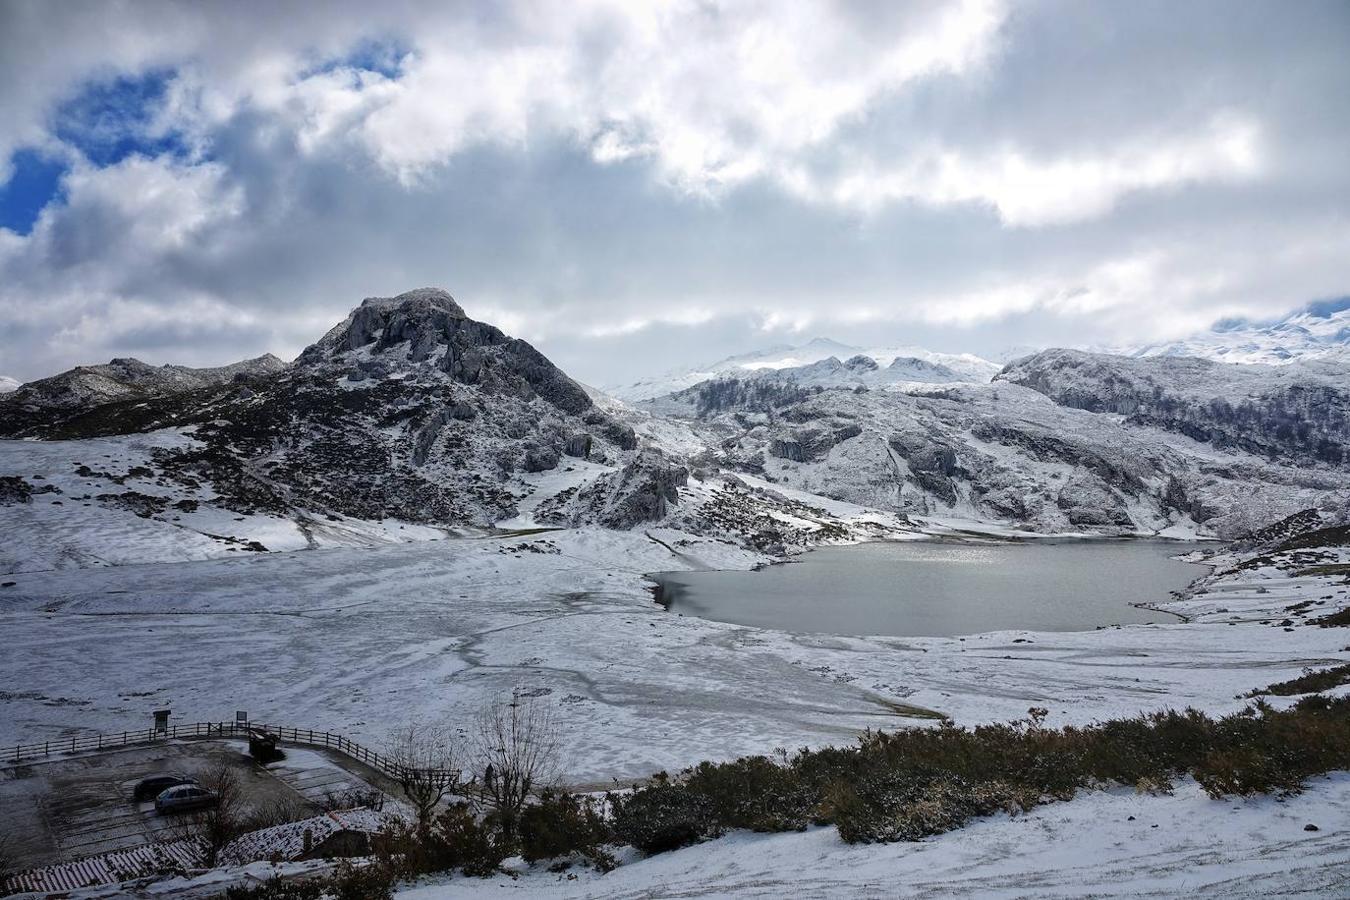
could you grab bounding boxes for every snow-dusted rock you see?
[540,448,688,528]
[641,358,1349,537]
[999,348,1350,466]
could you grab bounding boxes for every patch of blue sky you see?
[53,68,192,167]
[0,148,68,234]
[301,37,409,81]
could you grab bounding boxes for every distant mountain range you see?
[1119,297,1350,366]
[606,337,1003,402]
[2,289,1348,572]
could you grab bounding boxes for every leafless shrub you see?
[171,760,244,866]
[385,721,461,827]
[473,690,561,842]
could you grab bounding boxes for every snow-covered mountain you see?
[0,375,19,393]
[1122,297,1350,366]
[1,289,898,571]
[4,288,1349,571]
[0,354,288,419]
[607,337,1001,402]
[639,348,1350,538]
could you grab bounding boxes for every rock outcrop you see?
[540,449,688,528]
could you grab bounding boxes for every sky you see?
[0,0,1347,388]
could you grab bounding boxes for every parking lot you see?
[0,738,388,871]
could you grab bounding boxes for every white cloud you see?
[0,1,1346,383]
[820,115,1263,225]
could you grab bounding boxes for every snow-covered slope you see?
[641,349,1350,537]
[1123,297,1350,366]
[3,289,900,571]
[608,337,1000,402]
[0,375,19,393]
[999,349,1350,466]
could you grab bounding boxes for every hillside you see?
[638,350,1350,538]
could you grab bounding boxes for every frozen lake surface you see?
[653,539,1201,637]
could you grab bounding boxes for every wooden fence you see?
[0,720,458,784]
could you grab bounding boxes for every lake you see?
[651,539,1203,637]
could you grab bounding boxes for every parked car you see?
[132,773,197,802]
[154,783,219,814]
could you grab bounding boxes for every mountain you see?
[607,337,1000,402]
[4,288,1349,568]
[1122,298,1350,366]
[0,353,288,426]
[0,289,678,528]
[639,349,1350,538]
[0,289,907,572]
[998,349,1350,466]
[0,376,19,393]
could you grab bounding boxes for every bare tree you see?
[473,690,561,842]
[172,760,244,867]
[385,721,461,828]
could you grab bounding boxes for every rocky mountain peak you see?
[298,287,592,416]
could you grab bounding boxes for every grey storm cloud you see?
[0,0,1347,386]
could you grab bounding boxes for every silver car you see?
[154,783,219,814]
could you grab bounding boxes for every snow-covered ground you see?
[2,522,1345,787]
[397,774,1350,898]
[0,431,464,573]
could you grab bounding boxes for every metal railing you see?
[0,721,458,784]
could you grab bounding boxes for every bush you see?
[681,756,814,832]
[222,864,393,899]
[519,790,615,871]
[224,878,324,900]
[373,803,505,881]
[608,696,1350,851]
[610,779,717,853]
[326,861,394,900]
[1250,664,1350,696]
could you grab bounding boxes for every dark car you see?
[132,773,197,802]
[154,783,219,814]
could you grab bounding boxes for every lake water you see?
[652,539,1202,637]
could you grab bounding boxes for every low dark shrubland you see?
[1312,607,1350,627]
[608,696,1350,851]
[1250,663,1350,696]
[215,695,1350,896]
[519,790,615,871]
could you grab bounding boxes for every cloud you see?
[0,0,1347,384]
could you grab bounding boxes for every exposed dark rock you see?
[541,449,688,528]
